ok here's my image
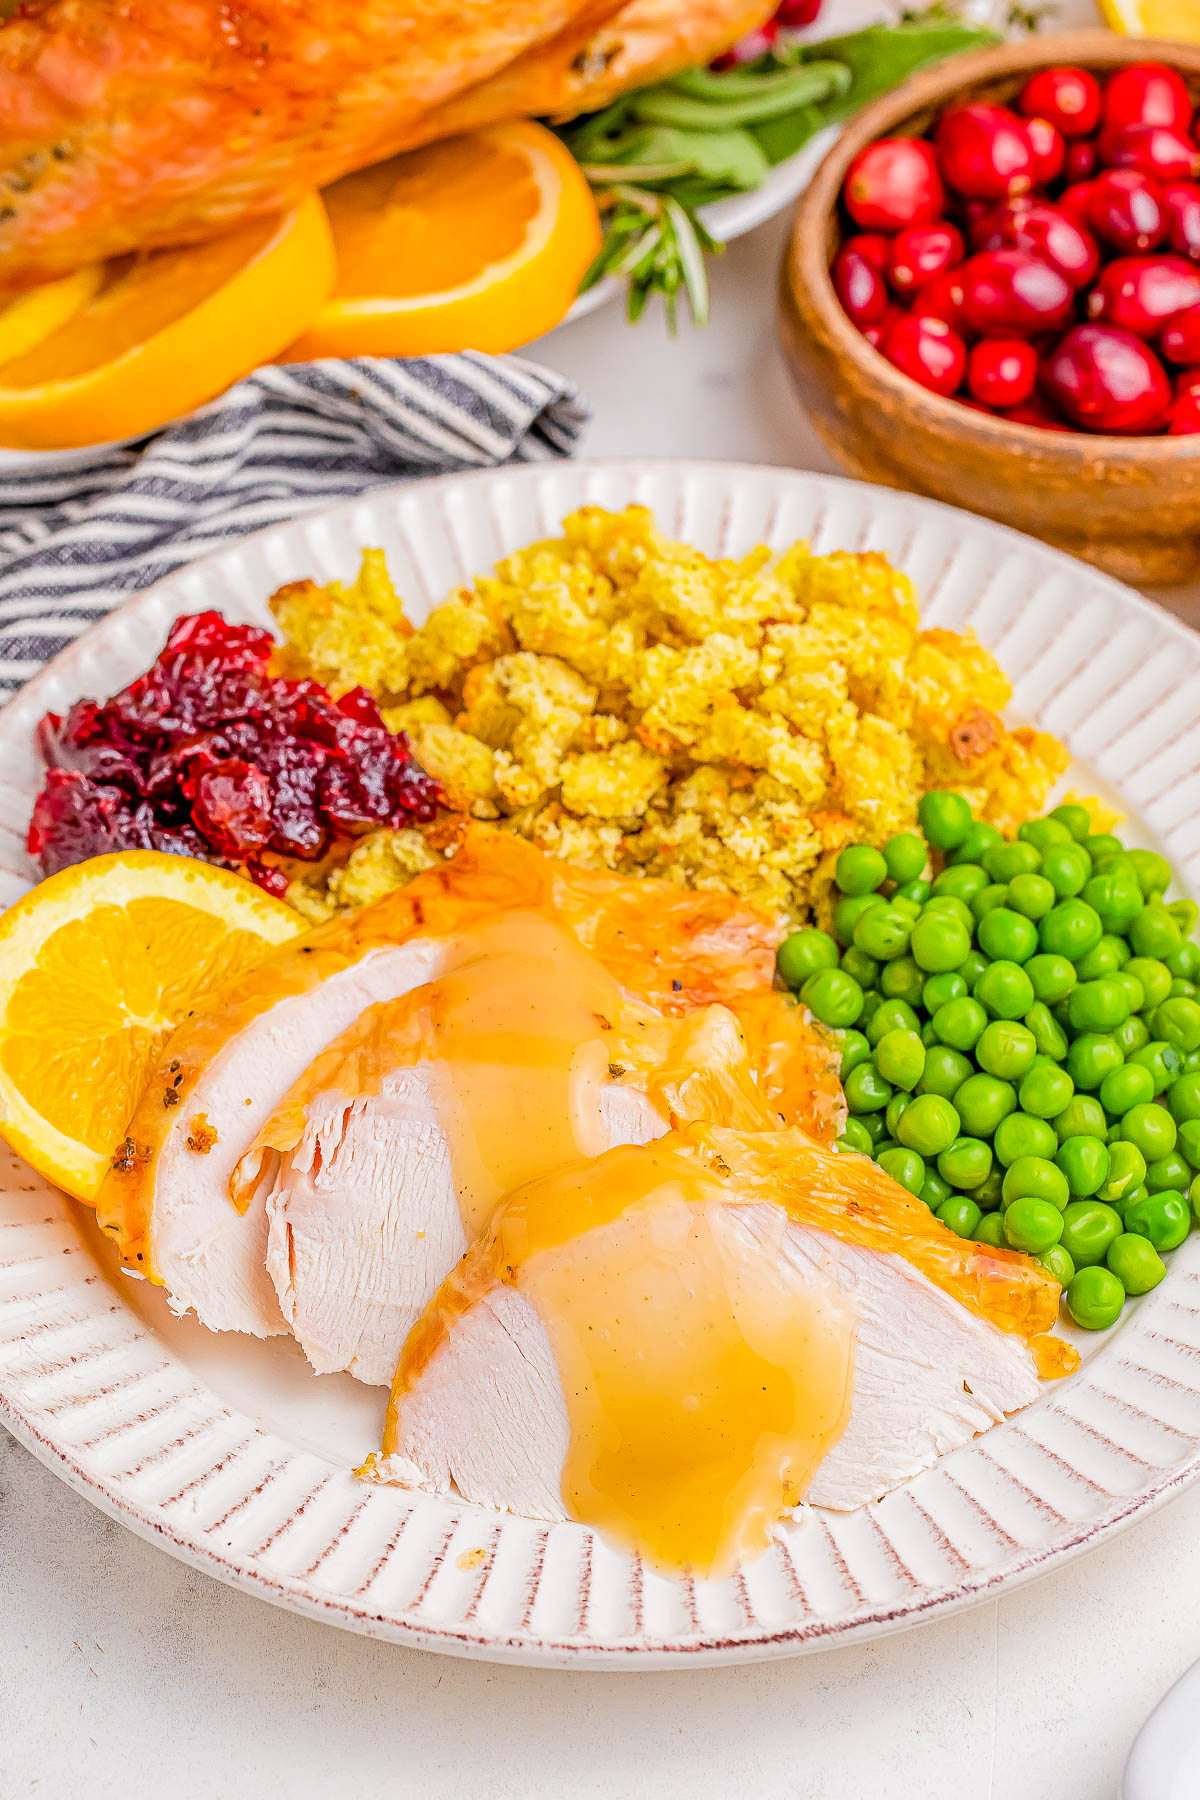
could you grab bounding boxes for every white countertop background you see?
[6,7,1200,1791]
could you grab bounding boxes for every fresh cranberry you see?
[879,312,967,396]
[861,303,904,350]
[843,137,944,231]
[1087,255,1200,336]
[1043,323,1171,433]
[887,222,965,293]
[1176,365,1200,395]
[1103,63,1194,137]
[967,337,1038,407]
[1064,141,1099,184]
[845,232,892,272]
[1163,181,1200,259]
[974,200,1100,288]
[833,245,889,324]
[1166,390,1200,432]
[190,760,273,858]
[1025,116,1066,185]
[934,103,1035,199]
[1019,66,1103,138]
[1087,168,1166,252]
[1000,397,1072,430]
[1099,123,1200,183]
[1161,302,1200,364]
[1059,179,1098,225]
[959,249,1074,336]
[916,268,972,336]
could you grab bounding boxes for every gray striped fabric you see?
[0,352,587,702]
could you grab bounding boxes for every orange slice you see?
[0,853,303,1201]
[0,268,105,366]
[0,194,336,451]
[1098,0,1200,38]
[284,122,601,359]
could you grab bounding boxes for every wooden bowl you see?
[779,31,1200,587]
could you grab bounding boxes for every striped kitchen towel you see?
[0,352,588,703]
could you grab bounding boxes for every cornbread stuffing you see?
[272,507,1067,924]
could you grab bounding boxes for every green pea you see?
[1191,1172,1200,1220]
[1076,936,1129,980]
[1121,1102,1178,1162]
[955,1072,1017,1138]
[777,928,839,989]
[969,1167,1005,1211]
[1123,1188,1191,1252]
[1019,817,1072,852]
[1178,1118,1200,1168]
[1115,971,1146,1016]
[1060,1200,1123,1267]
[1019,1062,1075,1120]
[1114,1015,1151,1058]
[1006,872,1056,921]
[1002,1155,1070,1210]
[920,1170,951,1209]
[1168,1073,1200,1124]
[977,907,1039,965]
[971,883,1011,924]
[1097,1141,1147,1206]
[1127,848,1172,898]
[801,968,865,1029]
[1082,865,1144,933]
[860,1110,888,1146]
[1154,996,1200,1054]
[994,1112,1058,1166]
[1084,833,1124,861]
[833,893,883,946]
[896,1094,961,1158]
[921,1020,939,1047]
[1050,803,1091,841]
[1040,843,1091,899]
[959,949,989,990]
[836,1117,875,1155]
[1039,899,1103,962]
[1107,1231,1166,1296]
[1147,1151,1194,1192]
[836,843,888,895]
[1130,1039,1186,1095]
[1024,1001,1068,1061]
[1069,977,1131,1035]
[917,790,973,851]
[883,832,927,885]
[975,961,1036,1021]
[1025,953,1077,1005]
[1185,1051,1200,1073]
[917,1044,973,1100]
[922,972,966,1012]
[932,996,987,1052]
[878,955,922,1003]
[983,840,1043,883]
[949,820,1003,867]
[1167,939,1200,980]
[1003,1196,1065,1255]
[1172,979,1199,999]
[874,1028,926,1092]
[854,905,914,963]
[877,1146,926,1196]
[1055,1095,1108,1141]
[922,894,974,929]
[1066,1033,1124,1093]
[1056,1134,1109,1198]
[859,990,883,1030]
[938,1136,993,1190]
[909,910,971,974]
[1099,1062,1155,1116]
[885,1092,911,1140]
[937,1196,983,1239]
[895,879,932,905]
[932,863,990,904]
[975,1020,1038,1081]
[844,1062,892,1115]
[1039,1243,1076,1287]
[1125,957,1173,1010]
[1066,1265,1126,1330]
[866,999,921,1046]
[1129,903,1182,960]
[973,1212,1006,1247]
[890,894,924,925]
[838,1031,872,1079]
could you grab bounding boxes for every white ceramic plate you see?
[2,461,1200,1668]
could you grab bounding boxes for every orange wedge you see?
[284,122,601,360]
[0,853,303,1201]
[0,194,336,451]
[1098,0,1200,37]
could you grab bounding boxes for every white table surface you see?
[7,10,1200,1793]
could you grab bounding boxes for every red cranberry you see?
[1019,66,1103,138]
[959,249,1074,337]
[844,138,944,231]
[1064,141,1099,183]
[1026,116,1066,186]
[934,103,1035,199]
[1099,123,1200,183]
[1001,398,1072,431]
[974,200,1100,288]
[1174,365,1200,397]
[1087,168,1166,252]
[860,303,904,350]
[1043,323,1171,433]
[1059,179,1098,224]
[880,312,967,396]
[1103,63,1194,137]
[771,0,823,23]
[1087,255,1200,336]
[1166,390,1200,433]
[833,245,889,324]
[1160,302,1200,364]
[1162,181,1200,259]
[887,222,965,292]
[917,268,972,336]
[845,232,892,273]
[967,338,1038,407]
